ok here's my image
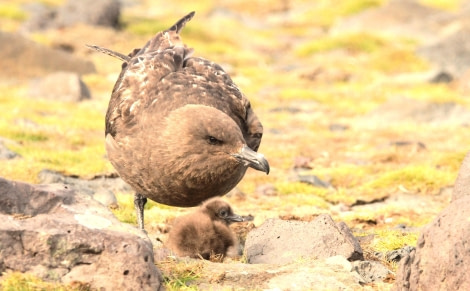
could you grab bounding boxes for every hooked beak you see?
[225,213,244,223]
[232,145,270,174]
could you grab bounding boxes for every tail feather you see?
[86,44,130,62]
[87,12,195,63]
[168,11,195,33]
[139,11,195,54]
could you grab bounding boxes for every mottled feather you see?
[89,12,267,211]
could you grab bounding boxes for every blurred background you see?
[1,0,470,274]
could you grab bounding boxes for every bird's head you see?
[201,198,243,225]
[162,104,270,176]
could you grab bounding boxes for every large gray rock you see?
[0,177,163,291]
[244,214,363,264]
[0,31,95,79]
[394,152,470,291]
[29,72,91,102]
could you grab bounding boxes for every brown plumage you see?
[87,12,269,230]
[166,198,243,259]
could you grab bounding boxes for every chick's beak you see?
[226,213,244,223]
[232,145,270,174]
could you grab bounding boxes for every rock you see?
[38,169,131,196]
[92,188,118,207]
[331,0,446,42]
[329,123,349,132]
[29,72,91,102]
[417,27,470,77]
[451,151,470,202]
[23,0,121,30]
[55,0,121,28]
[451,68,470,95]
[0,31,95,79]
[0,177,163,290]
[430,71,453,83]
[352,260,391,283]
[293,156,314,169]
[0,141,20,160]
[244,214,363,264]
[297,174,332,188]
[254,183,278,196]
[358,97,470,127]
[385,246,415,263]
[394,154,470,291]
[196,255,367,291]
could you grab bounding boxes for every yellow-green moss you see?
[432,151,468,172]
[296,33,387,57]
[0,89,109,182]
[371,229,419,253]
[418,0,462,10]
[367,49,429,73]
[0,271,90,291]
[404,83,464,103]
[295,0,384,28]
[362,165,455,194]
[0,3,27,21]
[111,192,186,226]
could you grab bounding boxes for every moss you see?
[367,49,430,73]
[111,192,185,226]
[296,33,387,57]
[110,192,137,225]
[418,0,462,10]
[121,16,169,36]
[404,83,464,103]
[371,230,419,253]
[295,0,384,28]
[0,271,90,291]
[0,3,27,21]
[0,88,109,182]
[362,165,455,194]
[432,151,468,171]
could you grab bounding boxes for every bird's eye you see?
[219,209,228,217]
[207,136,222,145]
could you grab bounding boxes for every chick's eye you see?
[207,136,222,145]
[219,210,227,217]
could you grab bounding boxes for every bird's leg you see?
[134,193,147,230]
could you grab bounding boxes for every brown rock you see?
[451,151,470,202]
[394,153,470,290]
[29,72,91,102]
[0,177,163,291]
[0,31,95,80]
[244,214,363,264]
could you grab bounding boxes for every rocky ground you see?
[1,0,470,290]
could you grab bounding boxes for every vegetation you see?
[1,0,470,289]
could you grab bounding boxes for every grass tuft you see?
[156,259,202,291]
